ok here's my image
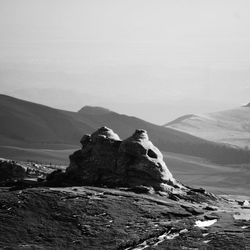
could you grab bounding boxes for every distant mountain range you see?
[1,94,250,164]
[165,105,250,149]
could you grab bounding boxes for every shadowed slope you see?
[0,94,93,147]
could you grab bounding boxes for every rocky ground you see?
[1,127,250,249]
[0,186,249,250]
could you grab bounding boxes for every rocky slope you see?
[0,186,249,249]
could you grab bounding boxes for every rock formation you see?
[117,129,177,190]
[0,159,26,182]
[54,126,181,191]
[66,127,122,186]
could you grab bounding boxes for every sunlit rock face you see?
[66,127,121,185]
[117,129,176,190]
[65,127,179,191]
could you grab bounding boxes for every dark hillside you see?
[0,94,92,147]
[1,94,250,164]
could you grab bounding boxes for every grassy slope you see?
[166,107,250,149]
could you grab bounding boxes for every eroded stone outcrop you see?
[0,159,26,182]
[117,129,177,190]
[55,126,181,191]
[66,127,121,186]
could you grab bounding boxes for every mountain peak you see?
[243,102,250,107]
[165,114,196,126]
[78,106,112,115]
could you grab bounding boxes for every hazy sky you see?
[0,0,250,124]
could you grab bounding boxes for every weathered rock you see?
[91,126,121,141]
[117,129,177,190]
[51,127,181,191]
[0,159,26,182]
[66,127,122,186]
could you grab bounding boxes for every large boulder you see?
[117,129,177,190]
[51,127,181,191]
[66,127,122,185]
[0,159,26,182]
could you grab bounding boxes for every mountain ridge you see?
[78,105,112,115]
[1,94,250,164]
[165,107,250,149]
[164,114,196,127]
